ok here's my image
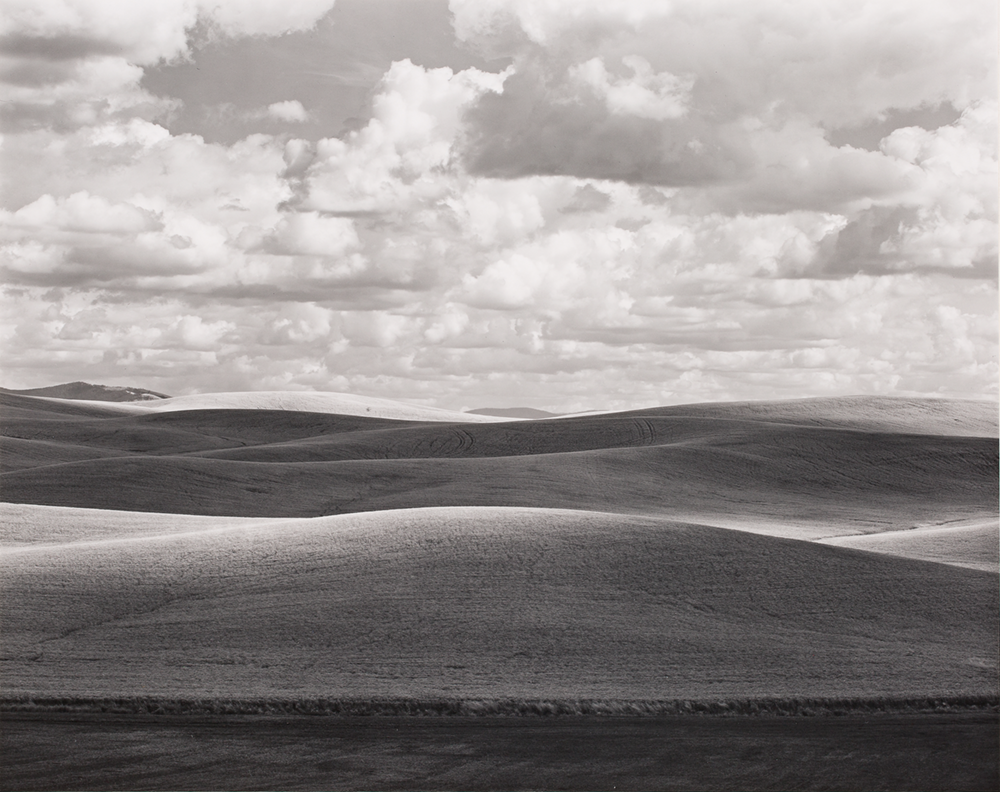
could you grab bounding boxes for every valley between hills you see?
[1,390,996,705]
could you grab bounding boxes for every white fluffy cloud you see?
[267,100,309,123]
[452,0,993,123]
[0,0,337,133]
[1,0,338,63]
[0,0,995,408]
[569,56,692,121]
[455,0,995,196]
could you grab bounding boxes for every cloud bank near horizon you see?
[1,0,996,411]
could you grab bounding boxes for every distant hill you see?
[1,381,169,402]
[467,407,560,419]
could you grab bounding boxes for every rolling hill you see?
[1,504,996,701]
[1,392,995,540]
[0,390,996,706]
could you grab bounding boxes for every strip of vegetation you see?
[1,695,996,718]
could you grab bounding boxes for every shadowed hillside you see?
[2,393,996,540]
[2,439,996,538]
[2,505,995,701]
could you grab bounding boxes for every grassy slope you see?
[2,506,996,701]
[626,395,999,438]
[1,393,996,705]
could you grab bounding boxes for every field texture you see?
[1,392,997,706]
[2,711,997,792]
[3,504,996,699]
[2,394,996,538]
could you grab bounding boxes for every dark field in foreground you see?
[2,711,996,792]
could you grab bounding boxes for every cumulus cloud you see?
[1,0,337,64]
[452,0,993,123]
[266,100,309,122]
[1,191,159,235]
[298,58,510,217]
[0,0,336,132]
[463,63,748,186]
[203,0,340,39]
[0,1,995,408]
[569,56,692,121]
[453,0,996,193]
[261,212,359,257]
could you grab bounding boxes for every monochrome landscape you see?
[1,0,998,789]
[1,384,997,789]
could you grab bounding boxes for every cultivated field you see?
[2,393,996,538]
[3,712,997,792]
[818,516,999,572]
[1,390,997,790]
[3,503,996,700]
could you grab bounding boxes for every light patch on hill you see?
[31,391,509,423]
[4,502,994,574]
[818,517,999,572]
[0,502,270,547]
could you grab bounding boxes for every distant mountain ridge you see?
[1,381,169,402]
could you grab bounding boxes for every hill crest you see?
[2,382,169,402]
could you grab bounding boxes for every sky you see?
[0,0,996,412]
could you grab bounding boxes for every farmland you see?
[1,390,997,790]
[2,711,997,792]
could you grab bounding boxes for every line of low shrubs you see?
[1,694,996,718]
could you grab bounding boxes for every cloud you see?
[0,1,196,65]
[462,65,749,186]
[452,0,996,195]
[203,0,339,39]
[300,59,510,214]
[0,0,337,133]
[559,183,611,214]
[1,0,338,65]
[260,212,359,257]
[452,0,994,123]
[1,191,159,235]
[569,55,692,121]
[797,102,999,277]
[712,116,922,213]
[267,100,309,122]
[451,0,674,50]
[0,3,995,408]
